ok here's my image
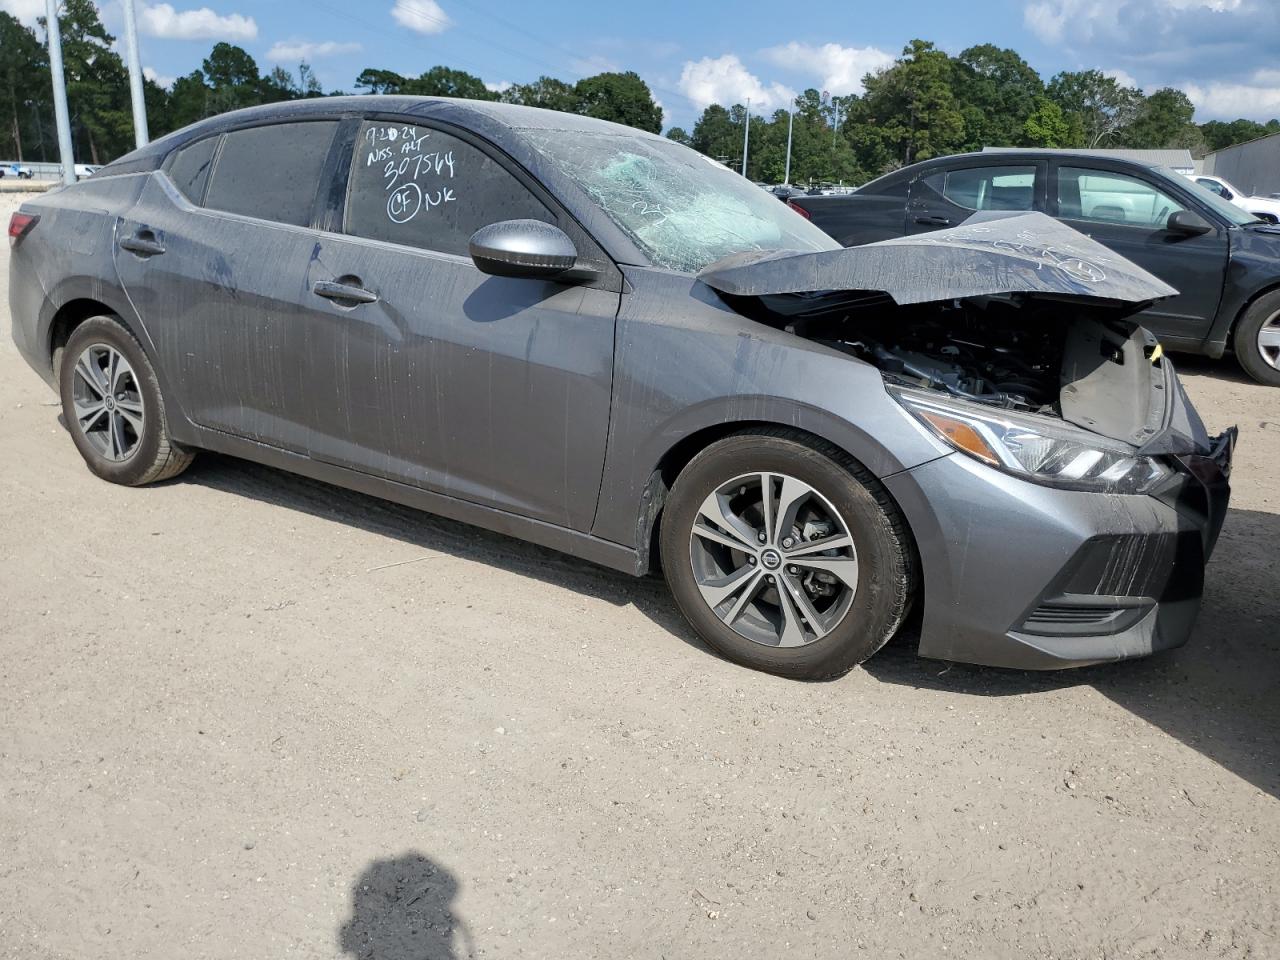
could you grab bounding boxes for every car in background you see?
[74,164,101,180]
[1188,174,1280,223]
[769,184,807,202]
[8,98,1233,677]
[789,151,1280,386]
[1,162,33,179]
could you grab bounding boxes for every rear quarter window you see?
[203,121,339,227]
[165,135,219,203]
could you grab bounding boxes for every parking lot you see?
[1,187,1276,958]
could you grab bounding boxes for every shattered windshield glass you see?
[522,130,839,272]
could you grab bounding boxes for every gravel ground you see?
[1,190,1277,960]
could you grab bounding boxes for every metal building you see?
[1201,132,1280,197]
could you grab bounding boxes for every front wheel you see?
[659,430,916,679]
[1233,290,1280,387]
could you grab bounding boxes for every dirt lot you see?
[1,190,1276,959]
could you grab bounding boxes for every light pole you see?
[44,0,76,185]
[783,107,794,186]
[121,0,149,147]
[740,97,750,178]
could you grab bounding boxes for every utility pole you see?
[44,0,75,185]
[740,97,750,178]
[121,0,149,147]
[783,107,794,185]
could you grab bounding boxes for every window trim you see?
[161,132,222,207]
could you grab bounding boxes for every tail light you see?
[786,199,811,220]
[8,212,38,247]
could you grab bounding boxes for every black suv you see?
[790,151,1280,385]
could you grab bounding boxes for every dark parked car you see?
[789,151,1280,386]
[8,99,1233,676]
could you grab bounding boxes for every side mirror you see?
[1167,209,1213,236]
[469,219,578,279]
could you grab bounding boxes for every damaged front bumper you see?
[883,426,1234,670]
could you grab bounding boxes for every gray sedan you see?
[7,97,1234,676]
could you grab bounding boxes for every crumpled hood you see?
[697,211,1178,311]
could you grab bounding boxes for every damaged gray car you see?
[8,98,1235,677]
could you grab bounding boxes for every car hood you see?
[697,211,1177,313]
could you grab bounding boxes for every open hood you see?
[697,211,1177,312]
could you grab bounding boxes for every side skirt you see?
[180,425,644,577]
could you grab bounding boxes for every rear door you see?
[292,116,619,531]
[1049,162,1229,343]
[906,160,1046,235]
[114,119,340,449]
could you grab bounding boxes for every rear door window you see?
[941,165,1036,211]
[343,119,553,256]
[165,135,219,203]
[204,121,338,227]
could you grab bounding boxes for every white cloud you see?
[1025,0,1252,43]
[1104,68,1140,89]
[143,66,177,88]
[266,39,361,61]
[761,41,894,97]
[138,3,257,41]
[1186,69,1280,118]
[390,0,452,35]
[0,0,43,26]
[484,80,512,93]
[678,54,795,112]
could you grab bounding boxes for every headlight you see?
[892,386,1171,495]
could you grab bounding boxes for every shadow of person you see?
[339,852,471,960]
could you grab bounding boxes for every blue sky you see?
[4,0,1279,129]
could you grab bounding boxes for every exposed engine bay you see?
[733,289,1139,415]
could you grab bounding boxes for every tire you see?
[660,429,916,680]
[58,315,195,485]
[1233,290,1280,387]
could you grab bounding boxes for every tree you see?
[666,127,691,145]
[572,71,662,132]
[406,66,494,99]
[858,40,966,166]
[1200,117,1278,152]
[355,68,406,95]
[169,70,212,129]
[503,75,575,112]
[1124,87,1196,148]
[953,44,1043,150]
[1046,69,1142,148]
[690,104,739,164]
[0,13,48,160]
[202,42,261,114]
[1021,96,1074,148]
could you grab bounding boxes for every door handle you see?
[914,215,951,227]
[120,230,165,256]
[312,279,379,305]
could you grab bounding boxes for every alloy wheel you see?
[688,472,859,648]
[71,343,145,462]
[1257,309,1280,371]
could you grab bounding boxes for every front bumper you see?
[883,429,1234,669]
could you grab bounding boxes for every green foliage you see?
[1046,69,1143,148]
[1021,97,1075,148]
[573,71,663,133]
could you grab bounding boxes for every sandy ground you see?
[0,190,1276,960]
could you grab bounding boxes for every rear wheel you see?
[660,430,916,679]
[1233,290,1280,387]
[58,315,194,485]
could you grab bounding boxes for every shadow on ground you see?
[186,454,1280,800]
[339,852,470,960]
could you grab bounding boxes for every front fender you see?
[590,267,949,551]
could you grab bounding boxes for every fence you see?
[0,160,73,180]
